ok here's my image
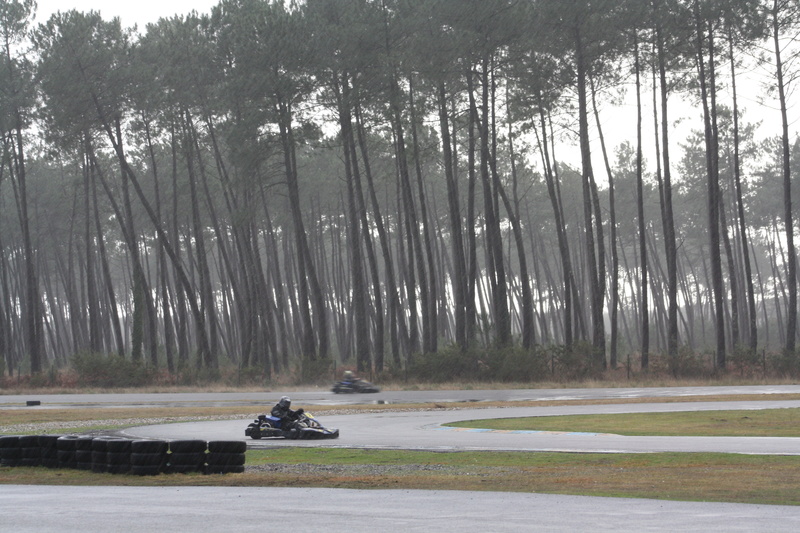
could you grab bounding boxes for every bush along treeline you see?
[3,0,800,384]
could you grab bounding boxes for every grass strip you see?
[445,407,800,436]
[1,449,798,506]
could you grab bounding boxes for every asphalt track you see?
[3,385,800,531]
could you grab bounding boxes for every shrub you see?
[72,352,151,387]
[408,344,482,383]
[485,345,550,382]
[551,341,603,381]
[297,356,333,385]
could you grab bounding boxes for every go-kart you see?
[245,411,339,440]
[332,378,380,394]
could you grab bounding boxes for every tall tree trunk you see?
[336,72,370,374]
[772,0,797,356]
[437,80,468,352]
[694,0,726,368]
[590,77,619,368]
[535,90,573,348]
[480,56,511,346]
[574,20,606,364]
[408,77,438,354]
[654,2,680,368]
[727,24,757,354]
[276,97,329,362]
[634,30,649,370]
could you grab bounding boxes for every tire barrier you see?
[0,436,247,476]
[0,435,21,467]
[56,435,79,469]
[74,436,94,470]
[38,435,61,468]
[18,435,41,467]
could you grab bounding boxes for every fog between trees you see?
[2,0,800,381]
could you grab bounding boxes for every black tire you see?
[56,449,75,462]
[168,464,203,474]
[207,440,246,454]
[131,440,168,454]
[74,436,94,451]
[106,463,130,474]
[130,465,161,476]
[105,439,132,453]
[41,458,60,469]
[169,440,207,454]
[130,452,167,468]
[1,447,21,459]
[38,436,59,460]
[106,452,131,465]
[20,447,41,460]
[38,435,60,449]
[91,450,108,472]
[18,435,39,447]
[205,464,245,474]
[92,436,123,452]
[75,449,92,464]
[206,452,246,466]
[0,436,20,466]
[167,451,206,467]
[0,435,20,448]
[56,435,80,451]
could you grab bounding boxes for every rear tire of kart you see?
[169,440,207,454]
[207,441,246,454]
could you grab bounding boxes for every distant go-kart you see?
[331,378,380,394]
[245,411,339,440]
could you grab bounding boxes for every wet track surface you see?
[2,383,800,409]
[122,399,800,455]
[3,385,800,531]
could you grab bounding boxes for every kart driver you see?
[271,396,303,429]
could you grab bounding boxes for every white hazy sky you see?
[35,1,221,29]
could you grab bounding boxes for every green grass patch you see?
[3,448,798,505]
[445,408,800,436]
[241,448,800,505]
